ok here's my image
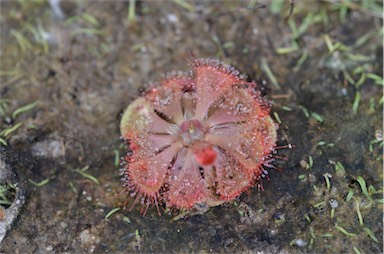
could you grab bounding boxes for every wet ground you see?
[0,0,383,253]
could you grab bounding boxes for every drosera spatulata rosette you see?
[120,58,278,215]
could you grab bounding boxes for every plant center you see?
[179,119,205,146]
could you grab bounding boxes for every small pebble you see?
[31,139,64,158]
[329,199,338,208]
[300,160,308,169]
[375,130,383,141]
[294,239,308,247]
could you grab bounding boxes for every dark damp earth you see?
[0,1,382,253]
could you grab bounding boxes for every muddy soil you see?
[0,1,382,253]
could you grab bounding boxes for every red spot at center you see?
[194,144,218,166]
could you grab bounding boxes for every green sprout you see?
[353,246,362,254]
[114,149,120,167]
[0,122,23,138]
[0,183,16,205]
[352,197,364,226]
[273,112,282,124]
[127,0,136,24]
[352,92,360,113]
[12,100,39,119]
[310,112,324,123]
[346,190,354,202]
[173,0,195,12]
[11,29,33,53]
[261,58,281,90]
[105,207,121,220]
[335,225,357,237]
[356,176,372,201]
[123,216,131,224]
[363,227,379,243]
[308,155,314,169]
[28,178,50,187]
[323,173,332,191]
[74,165,100,185]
